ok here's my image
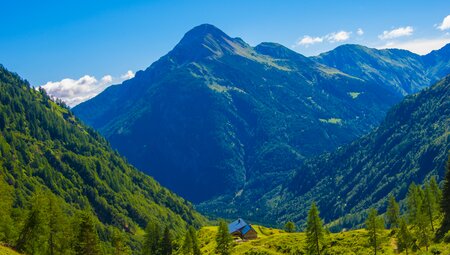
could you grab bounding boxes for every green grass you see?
[0,245,22,255]
[197,225,450,254]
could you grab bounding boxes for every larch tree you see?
[160,226,173,255]
[365,208,384,255]
[142,221,161,255]
[439,157,450,237]
[75,212,102,255]
[305,202,326,255]
[397,218,413,255]
[215,220,232,255]
[386,194,400,229]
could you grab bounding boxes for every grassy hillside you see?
[196,225,450,255]
[0,245,22,255]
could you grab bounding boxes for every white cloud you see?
[326,31,351,42]
[41,71,135,107]
[379,26,414,40]
[297,36,324,46]
[357,28,364,36]
[376,37,450,55]
[121,70,135,79]
[437,15,450,31]
[296,30,351,47]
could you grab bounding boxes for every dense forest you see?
[0,65,205,254]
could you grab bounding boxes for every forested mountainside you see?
[0,65,205,253]
[312,43,450,96]
[73,24,401,203]
[203,75,449,228]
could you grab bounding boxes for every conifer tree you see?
[439,157,450,237]
[75,212,102,255]
[16,192,48,254]
[112,229,130,255]
[386,194,400,229]
[161,226,172,255]
[182,229,193,255]
[189,226,201,255]
[423,182,437,231]
[365,208,384,255]
[142,221,161,255]
[284,221,296,233]
[406,183,423,227]
[397,218,413,255]
[0,178,14,243]
[215,220,232,255]
[305,202,326,255]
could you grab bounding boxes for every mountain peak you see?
[168,24,247,63]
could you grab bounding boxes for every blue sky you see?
[0,0,449,106]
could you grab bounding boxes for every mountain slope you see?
[313,43,450,97]
[0,66,205,243]
[247,75,449,228]
[73,24,401,203]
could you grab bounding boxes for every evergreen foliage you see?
[0,65,205,254]
[284,221,296,233]
[386,195,400,229]
[365,208,384,255]
[305,203,326,255]
[215,220,232,255]
[439,157,450,237]
[75,212,102,255]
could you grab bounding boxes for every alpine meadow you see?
[0,1,449,255]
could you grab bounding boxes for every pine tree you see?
[160,226,172,255]
[189,226,201,255]
[423,182,437,231]
[386,194,400,229]
[406,183,423,227]
[182,230,193,255]
[0,178,14,243]
[15,192,48,254]
[47,195,69,255]
[112,229,130,255]
[284,221,296,233]
[365,208,384,255]
[215,220,232,255]
[75,212,102,255]
[142,221,161,255]
[397,218,413,255]
[439,156,450,237]
[305,202,326,255]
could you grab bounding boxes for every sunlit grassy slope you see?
[197,225,450,255]
[0,245,22,255]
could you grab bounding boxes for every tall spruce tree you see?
[397,218,413,255]
[423,182,437,231]
[161,226,172,255]
[182,229,193,255]
[215,220,232,255]
[75,212,102,255]
[189,226,201,255]
[406,183,423,227]
[439,157,450,237]
[365,208,384,255]
[142,221,162,255]
[112,229,130,255]
[386,194,400,229]
[305,202,326,255]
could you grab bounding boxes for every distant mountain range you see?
[73,24,450,226]
[200,74,450,228]
[0,65,205,243]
